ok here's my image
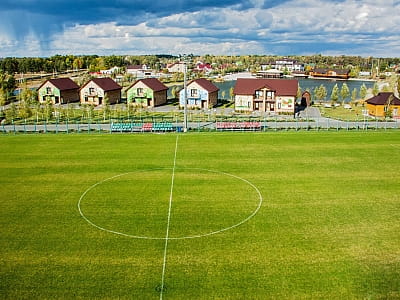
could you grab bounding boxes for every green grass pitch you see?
[1,132,399,299]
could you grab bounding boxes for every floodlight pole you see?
[183,60,188,132]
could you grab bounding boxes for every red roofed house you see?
[80,78,122,105]
[37,78,80,104]
[233,78,298,114]
[179,78,219,109]
[126,78,168,107]
[195,62,213,74]
[365,92,400,118]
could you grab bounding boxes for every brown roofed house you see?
[126,78,168,107]
[179,78,219,109]
[80,78,122,106]
[366,92,400,118]
[37,78,80,104]
[233,78,298,114]
[310,68,350,79]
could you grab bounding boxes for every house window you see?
[255,90,263,99]
[137,88,144,96]
[85,96,88,102]
[190,89,198,97]
[46,87,52,94]
[89,87,95,94]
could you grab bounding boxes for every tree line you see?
[1,54,399,75]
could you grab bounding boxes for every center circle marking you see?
[78,168,263,240]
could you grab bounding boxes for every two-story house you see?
[37,78,80,104]
[234,78,298,114]
[80,78,122,105]
[126,78,168,107]
[262,59,304,72]
[179,78,219,109]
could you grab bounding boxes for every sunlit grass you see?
[0,132,399,299]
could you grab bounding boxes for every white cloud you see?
[1,0,399,56]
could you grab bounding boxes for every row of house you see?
[37,76,298,114]
[37,77,219,109]
[37,77,400,117]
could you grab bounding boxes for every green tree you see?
[20,87,38,105]
[5,102,17,121]
[221,90,226,100]
[330,84,339,105]
[340,83,350,103]
[313,86,319,101]
[296,86,302,99]
[384,94,394,118]
[372,82,379,96]
[229,87,234,100]
[0,89,6,107]
[315,84,327,101]
[0,72,16,99]
[397,77,400,97]
[351,88,358,104]
[171,86,178,100]
[18,101,32,119]
[102,95,110,121]
[359,84,368,100]
[44,100,53,121]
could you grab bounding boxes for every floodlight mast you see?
[183,58,188,132]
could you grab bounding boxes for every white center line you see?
[160,135,179,300]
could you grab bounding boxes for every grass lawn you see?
[0,132,399,299]
[319,105,376,121]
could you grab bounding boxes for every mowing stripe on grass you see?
[160,135,179,300]
[390,144,400,149]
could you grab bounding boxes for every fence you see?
[1,118,399,134]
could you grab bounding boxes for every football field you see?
[1,132,399,299]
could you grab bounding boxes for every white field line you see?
[390,144,400,149]
[160,135,179,300]
[78,167,263,240]
[77,168,175,240]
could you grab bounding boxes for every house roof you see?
[196,63,212,70]
[83,78,122,92]
[128,78,168,92]
[366,92,400,105]
[38,78,79,91]
[233,78,298,96]
[188,78,219,93]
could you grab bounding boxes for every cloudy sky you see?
[0,0,399,57]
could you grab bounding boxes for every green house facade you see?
[37,78,80,104]
[126,78,168,108]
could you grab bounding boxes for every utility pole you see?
[183,57,188,132]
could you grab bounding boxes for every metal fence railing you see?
[1,118,399,134]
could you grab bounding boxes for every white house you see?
[234,78,298,114]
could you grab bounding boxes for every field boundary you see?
[2,118,399,133]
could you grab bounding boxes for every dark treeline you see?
[0,54,175,74]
